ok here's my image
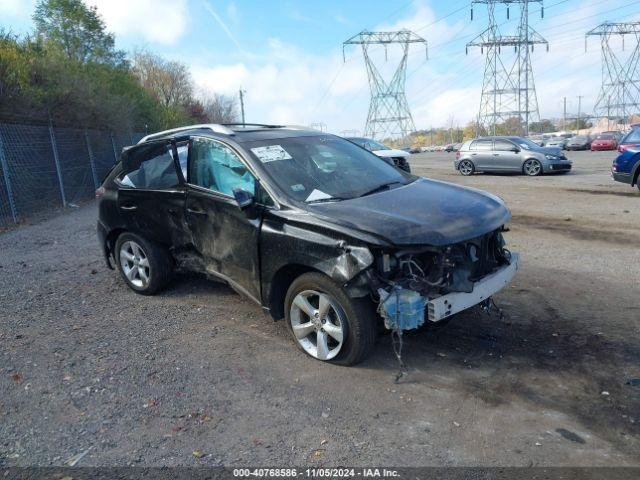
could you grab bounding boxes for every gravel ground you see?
[1,150,639,467]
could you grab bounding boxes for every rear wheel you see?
[523,159,542,176]
[458,160,475,176]
[115,232,172,295]
[285,272,376,365]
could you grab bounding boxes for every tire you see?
[522,158,543,176]
[458,159,475,176]
[285,272,376,366]
[115,232,172,295]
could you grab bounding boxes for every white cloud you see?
[0,0,35,20]
[83,0,188,45]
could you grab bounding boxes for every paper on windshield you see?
[305,189,332,202]
[250,145,292,163]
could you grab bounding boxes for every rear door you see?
[492,139,521,171]
[116,140,187,248]
[185,136,262,302]
[469,139,494,170]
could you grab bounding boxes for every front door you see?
[184,136,261,302]
[116,140,187,248]
[492,139,522,171]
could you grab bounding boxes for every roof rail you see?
[137,124,235,144]
[221,123,284,129]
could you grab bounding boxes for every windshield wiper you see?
[306,196,349,204]
[357,181,403,198]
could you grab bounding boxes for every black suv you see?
[97,124,519,365]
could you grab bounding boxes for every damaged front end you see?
[363,228,518,331]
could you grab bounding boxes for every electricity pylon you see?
[586,22,640,127]
[467,1,548,136]
[343,30,427,140]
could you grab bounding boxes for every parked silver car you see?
[454,136,572,176]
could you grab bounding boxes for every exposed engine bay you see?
[368,228,513,331]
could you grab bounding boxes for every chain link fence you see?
[0,122,143,228]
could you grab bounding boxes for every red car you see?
[590,134,618,151]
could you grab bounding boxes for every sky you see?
[2,0,640,134]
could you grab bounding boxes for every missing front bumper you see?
[427,253,519,322]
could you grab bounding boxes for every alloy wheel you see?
[459,160,474,175]
[119,240,150,288]
[289,290,345,361]
[523,159,542,176]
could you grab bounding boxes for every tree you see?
[33,0,124,65]
[203,94,239,123]
[132,50,193,108]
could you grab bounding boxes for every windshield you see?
[514,137,540,150]
[245,135,410,203]
[366,139,391,150]
[596,135,613,140]
[622,128,640,143]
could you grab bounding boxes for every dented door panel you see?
[186,187,261,302]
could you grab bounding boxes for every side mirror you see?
[511,147,520,153]
[232,188,254,210]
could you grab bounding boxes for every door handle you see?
[493,153,500,156]
[120,204,137,211]
[187,207,207,215]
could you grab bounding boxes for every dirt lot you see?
[1,150,639,467]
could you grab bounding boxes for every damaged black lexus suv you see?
[97,124,519,365]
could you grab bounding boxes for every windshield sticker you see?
[305,189,332,202]
[251,145,292,163]
[291,184,305,192]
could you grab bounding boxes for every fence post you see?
[84,129,99,188]
[110,132,118,163]
[0,127,18,223]
[48,114,66,207]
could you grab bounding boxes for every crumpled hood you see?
[374,148,409,158]
[307,178,511,246]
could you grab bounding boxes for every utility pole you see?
[563,96,567,131]
[576,95,583,134]
[239,88,246,125]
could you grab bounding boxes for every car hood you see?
[373,148,409,158]
[306,178,511,246]
[534,146,563,155]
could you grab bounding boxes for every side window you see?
[471,140,493,151]
[494,140,515,151]
[120,142,179,189]
[189,137,255,197]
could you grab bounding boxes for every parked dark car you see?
[591,134,618,151]
[97,124,519,365]
[455,136,571,176]
[565,135,592,150]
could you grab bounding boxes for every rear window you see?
[470,140,493,151]
[622,128,640,144]
[119,142,179,189]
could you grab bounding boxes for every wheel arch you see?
[268,263,322,320]
[631,156,640,186]
[103,227,127,269]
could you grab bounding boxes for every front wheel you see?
[523,159,542,176]
[285,272,376,365]
[458,160,475,176]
